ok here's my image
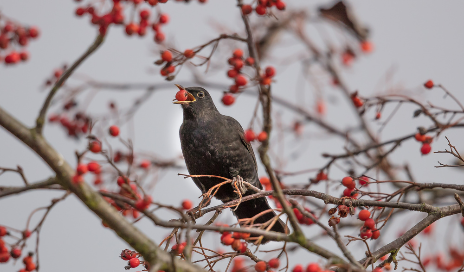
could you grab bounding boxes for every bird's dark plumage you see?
[176,86,286,241]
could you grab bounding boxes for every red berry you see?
[256,5,267,15]
[240,232,250,239]
[227,69,238,78]
[292,265,304,272]
[25,261,36,271]
[176,90,188,102]
[255,261,267,272]
[275,1,286,10]
[260,76,272,86]
[229,85,239,93]
[221,233,235,245]
[77,164,88,175]
[424,80,434,89]
[0,252,10,263]
[372,229,380,240]
[109,125,120,137]
[125,23,139,35]
[159,14,169,24]
[184,49,195,58]
[139,9,150,20]
[415,133,426,142]
[341,176,355,189]
[233,49,243,59]
[360,41,373,53]
[11,247,21,258]
[161,50,172,62]
[87,162,100,173]
[421,143,431,155]
[14,50,26,62]
[358,210,371,221]
[140,160,150,169]
[352,97,364,108]
[363,218,375,229]
[360,228,372,239]
[244,129,256,142]
[316,100,326,115]
[72,174,84,184]
[117,176,128,186]
[269,258,280,268]
[22,230,31,239]
[89,141,101,153]
[244,58,254,67]
[343,188,354,197]
[93,177,102,185]
[234,59,244,70]
[265,66,276,77]
[222,94,235,106]
[239,242,247,253]
[129,257,140,268]
[257,131,267,142]
[260,177,270,186]
[241,5,253,15]
[306,263,321,272]
[373,268,383,272]
[154,31,165,43]
[315,172,328,181]
[182,200,193,210]
[235,75,248,86]
[358,176,369,186]
[231,239,242,252]
[28,27,39,38]
[375,112,381,119]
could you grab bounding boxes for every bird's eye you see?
[197,92,205,98]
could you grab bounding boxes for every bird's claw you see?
[233,175,247,196]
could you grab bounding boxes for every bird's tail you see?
[232,196,287,243]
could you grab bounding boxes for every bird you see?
[174,85,287,242]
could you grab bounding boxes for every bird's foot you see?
[232,175,247,196]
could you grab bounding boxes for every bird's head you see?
[173,85,218,118]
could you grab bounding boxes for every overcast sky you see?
[1,1,464,271]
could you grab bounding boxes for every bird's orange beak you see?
[173,84,196,104]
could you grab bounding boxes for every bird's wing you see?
[224,116,258,170]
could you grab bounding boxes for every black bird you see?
[174,85,287,241]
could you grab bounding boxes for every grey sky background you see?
[1,1,464,271]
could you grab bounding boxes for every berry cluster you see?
[241,0,286,16]
[244,129,268,143]
[42,64,67,86]
[414,130,433,155]
[0,17,39,65]
[0,224,35,271]
[154,48,197,80]
[220,228,249,253]
[48,110,90,138]
[292,262,331,272]
[254,258,280,272]
[340,176,359,199]
[120,249,145,270]
[74,0,175,37]
[171,242,187,255]
[293,207,316,226]
[341,40,373,66]
[423,248,464,271]
[0,233,35,271]
[223,48,253,105]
